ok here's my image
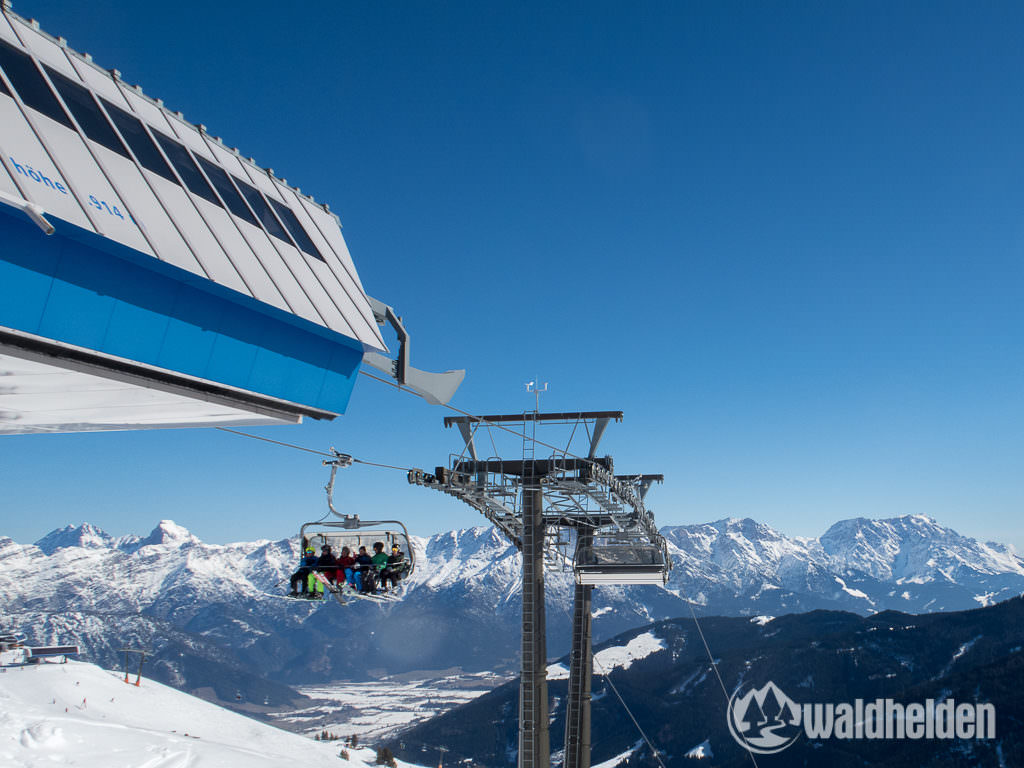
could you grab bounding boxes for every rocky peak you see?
[34,523,113,555]
[133,520,198,549]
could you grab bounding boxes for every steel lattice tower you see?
[408,411,667,768]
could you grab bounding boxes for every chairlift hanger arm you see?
[323,449,353,519]
[362,296,465,406]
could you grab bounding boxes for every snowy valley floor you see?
[0,660,429,768]
[268,633,667,746]
[272,670,510,743]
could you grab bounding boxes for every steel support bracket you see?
[362,296,465,405]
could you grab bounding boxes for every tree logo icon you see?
[727,681,803,754]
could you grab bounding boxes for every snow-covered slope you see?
[0,659,418,768]
[1,514,1022,698]
[547,630,667,680]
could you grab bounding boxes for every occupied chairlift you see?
[292,451,415,604]
[573,531,670,586]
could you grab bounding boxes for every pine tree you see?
[737,694,760,734]
[760,687,782,726]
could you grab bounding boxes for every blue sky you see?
[3,1,1023,550]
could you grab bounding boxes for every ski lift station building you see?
[0,5,457,435]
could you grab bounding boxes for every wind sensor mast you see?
[407,409,668,768]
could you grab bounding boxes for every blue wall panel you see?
[0,256,53,334]
[0,217,59,334]
[158,315,217,377]
[104,299,173,364]
[317,344,363,414]
[248,347,326,406]
[38,273,116,350]
[204,333,260,389]
[0,205,366,415]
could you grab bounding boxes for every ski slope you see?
[547,631,667,680]
[0,660,420,767]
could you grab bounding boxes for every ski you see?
[319,570,405,604]
[311,570,348,606]
[263,592,326,604]
[268,571,405,605]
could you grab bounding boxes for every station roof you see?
[0,5,392,432]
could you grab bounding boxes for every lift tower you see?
[408,411,669,768]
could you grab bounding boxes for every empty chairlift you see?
[573,532,670,586]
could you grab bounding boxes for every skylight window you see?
[44,66,129,158]
[101,99,177,183]
[0,39,73,127]
[153,133,221,207]
[268,198,324,261]
[234,178,291,245]
[195,155,258,226]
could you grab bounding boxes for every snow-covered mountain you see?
[663,514,1024,616]
[1,515,1022,703]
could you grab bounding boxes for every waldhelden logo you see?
[727,682,803,754]
[727,681,996,755]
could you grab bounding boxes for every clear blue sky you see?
[3,1,1022,550]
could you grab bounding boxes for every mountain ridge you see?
[1,513,1022,701]
[395,597,1024,767]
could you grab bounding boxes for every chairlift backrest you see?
[299,519,415,576]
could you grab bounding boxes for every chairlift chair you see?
[296,517,415,603]
[299,516,415,578]
[287,451,415,603]
[573,532,669,586]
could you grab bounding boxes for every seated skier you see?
[380,544,409,592]
[337,546,357,591]
[368,542,389,594]
[288,545,318,596]
[355,545,376,593]
[307,544,339,598]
